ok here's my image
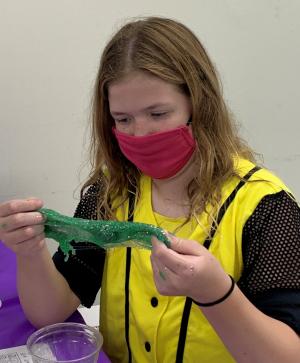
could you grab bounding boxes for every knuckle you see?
[24,227,35,238]
[7,201,19,214]
[12,213,23,226]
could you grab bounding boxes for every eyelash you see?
[115,112,168,123]
[151,112,168,118]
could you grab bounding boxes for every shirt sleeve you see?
[52,181,106,308]
[238,190,300,334]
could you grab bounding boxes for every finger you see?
[150,254,170,282]
[23,232,46,252]
[152,236,207,277]
[0,212,44,232]
[0,199,43,218]
[150,257,162,279]
[167,233,205,256]
[151,253,185,297]
[12,232,45,255]
[151,256,176,298]
[6,224,45,245]
[152,236,187,274]
[150,258,166,294]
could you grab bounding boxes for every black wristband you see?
[192,275,235,307]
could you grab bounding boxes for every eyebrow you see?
[110,102,172,116]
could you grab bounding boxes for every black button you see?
[145,341,151,352]
[151,297,158,307]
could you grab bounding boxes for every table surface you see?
[0,240,110,362]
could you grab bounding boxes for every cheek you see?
[115,123,132,135]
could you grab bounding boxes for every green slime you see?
[40,208,170,257]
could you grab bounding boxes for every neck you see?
[152,154,196,204]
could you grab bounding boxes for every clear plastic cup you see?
[27,322,103,363]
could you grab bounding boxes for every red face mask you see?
[112,125,196,179]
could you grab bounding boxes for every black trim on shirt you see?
[175,298,193,363]
[203,166,261,249]
[124,191,135,363]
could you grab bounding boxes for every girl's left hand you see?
[150,234,232,304]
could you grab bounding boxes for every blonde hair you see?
[83,16,257,221]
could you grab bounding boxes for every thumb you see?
[167,233,204,256]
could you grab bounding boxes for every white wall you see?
[1,0,300,256]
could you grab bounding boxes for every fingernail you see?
[151,236,159,245]
[166,232,177,242]
[35,213,43,222]
[37,212,47,222]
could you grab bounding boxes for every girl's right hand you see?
[0,198,46,256]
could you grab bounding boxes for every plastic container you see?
[27,322,103,363]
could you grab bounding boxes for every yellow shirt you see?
[99,158,289,363]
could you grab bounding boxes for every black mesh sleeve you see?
[238,190,300,334]
[52,182,106,308]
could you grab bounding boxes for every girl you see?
[1,17,299,363]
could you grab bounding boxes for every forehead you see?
[108,71,183,112]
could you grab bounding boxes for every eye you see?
[115,118,129,123]
[151,112,168,118]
